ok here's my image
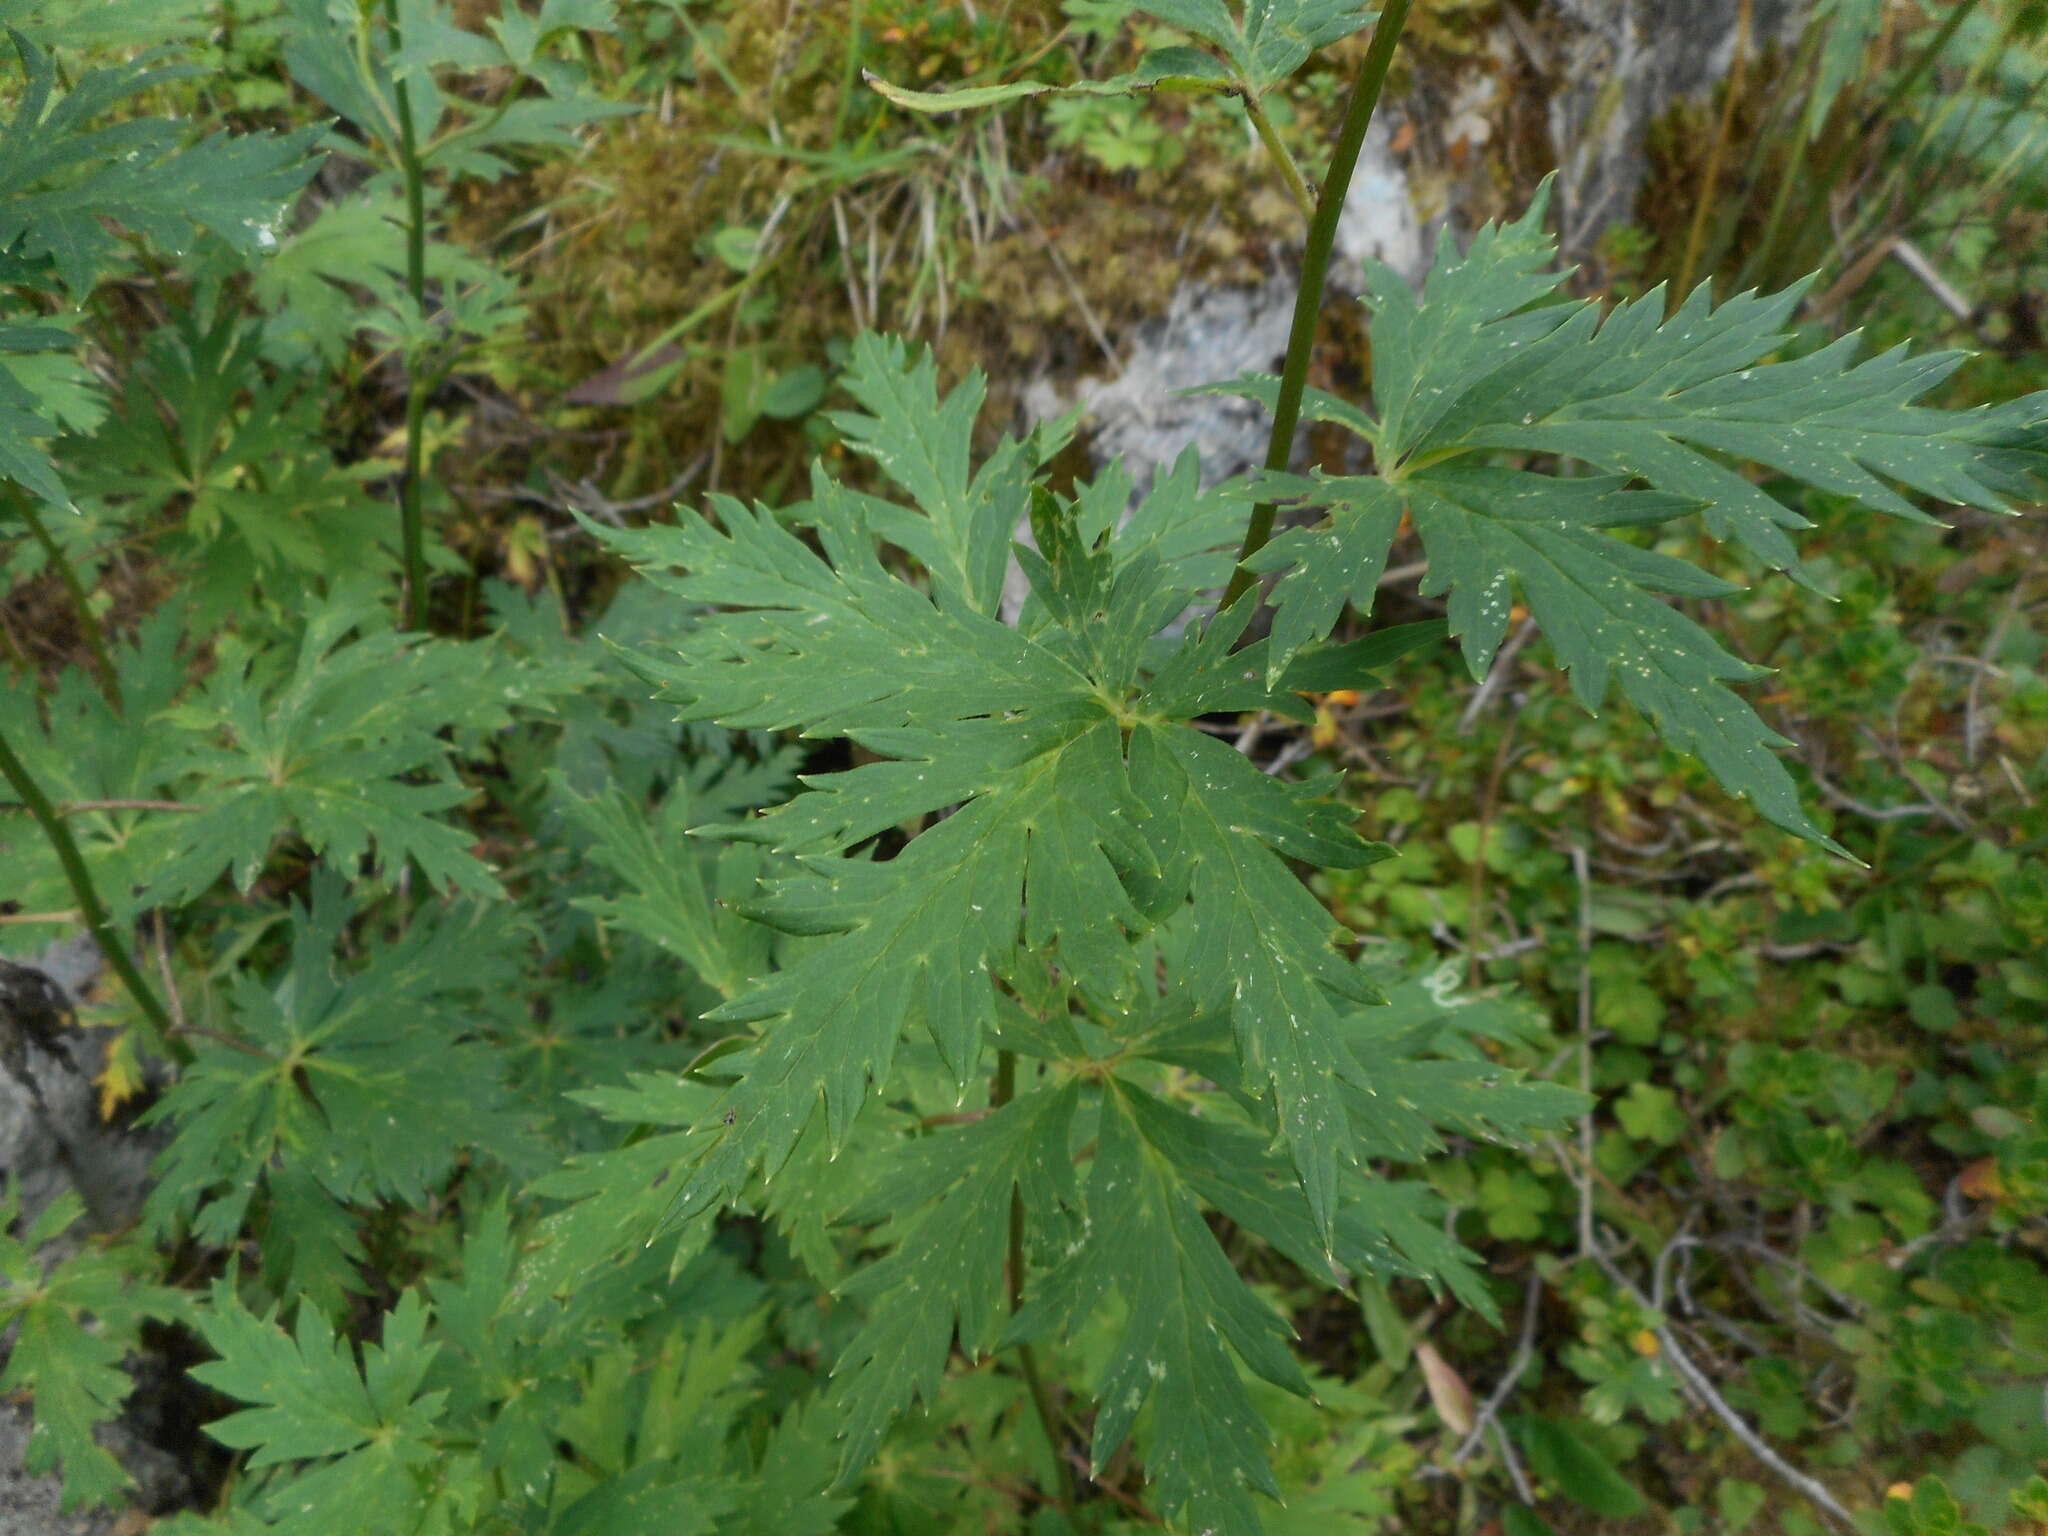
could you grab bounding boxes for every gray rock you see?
[1,939,181,1533]
[1021,116,1428,501]
[0,937,160,1235]
[0,1404,153,1536]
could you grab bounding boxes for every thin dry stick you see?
[1888,239,1977,328]
[1464,717,1521,988]
[1490,1420,1535,1505]
[1570,842,1596,1261]
[1672,0,1750,307]
[829,195,867,331]
[1451,1267,1544,1464]
[1568,1217,1860,1528]
[1964,582,2024,766]
[1641,1269,1859,1530]
[1457,616,1538,734]
[1021,206,1122,375]
[152,910,185,1032]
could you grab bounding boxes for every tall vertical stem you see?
[14,493,121,712]
[385,0,431,629]
[991,1047,1076,1512]
[0,727,189,1066]
[1222,0,1413,610]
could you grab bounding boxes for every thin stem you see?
[0,725,190,1066]
[14,493,121,712]
[1222,0,1413,610]
[990,1048,1077,1513]
[385,0,431,629]
[0,798,201,815]
[1242,92,1314,218]
[1673,0,1749,309]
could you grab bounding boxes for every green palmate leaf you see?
[557,774,774,1002]
[0,31,321,296]
[149,598,514,901]
[1010,1085,1297,1533]
[0,323,72,502]
[1340,968,1589,1159]
[523,1070,723,1291]
[0,1192,185,1510]
[0,607,196,943]
[593,349,1389,1245]
[828,1084,1082,1474]
[593,512,1384,1245]
[1138,716,1387,1234]
[71,309,394,623]
[820,332,1056,615]
[142,879,531,1308]
[1256,178,2048,852]
[0,29,315,501]
[191,1285,456,1534]
[1133,0,1377,92]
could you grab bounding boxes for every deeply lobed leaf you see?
[1252,178,2048,851]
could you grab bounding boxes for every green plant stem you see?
[1734,21,1824,291]
[13,492,121,712]
[833,0,866,148]
[385,0,430,630]
[1222,0,1413,610]
[990,1048,1076,1513]
[1242,92,1314,218]
[0,725,190,1067]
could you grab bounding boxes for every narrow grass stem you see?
[0,725,190,1066]
[1735,22,1824,291]
[990,1048,1076,1514]
[1774,0,1982,284]
[14,493,121,712]
[385,0,431,630]
[1222,0,1413,610]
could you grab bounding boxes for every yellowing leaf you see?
[1416,1341,1475,1434]
[94,1029,145,1121]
